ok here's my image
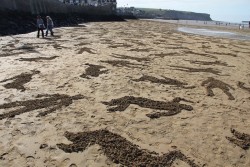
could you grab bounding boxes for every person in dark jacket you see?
[45,16,54,36]
[37,15,45,38]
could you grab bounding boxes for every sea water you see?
[178,27,250,41]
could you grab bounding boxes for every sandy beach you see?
[0,20,250,167]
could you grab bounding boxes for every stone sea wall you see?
[0,0,122,36]
[0,0,116,15]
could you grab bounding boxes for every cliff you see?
[117,8,212,21]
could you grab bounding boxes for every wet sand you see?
[0,20,250,167]
[178,27,250,41]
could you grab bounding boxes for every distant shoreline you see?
[143,19,250,28]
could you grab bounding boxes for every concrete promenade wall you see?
[0,0,115,15]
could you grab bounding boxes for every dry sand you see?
[0,20,250,167]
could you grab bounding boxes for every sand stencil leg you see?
[131,78,142,82]
[238,81,250,93]
[173,151,200,167]
[223,90,235,100]
[146,110,181,119]
[102,98,123,106]
[57,143,84,153]
[231,129,250,141]
[172,97,194,103]
[226,129,250,150]
[206,87,214,96]
[161,151,196,167]
[108,103,130,112]
[226,137,248,149]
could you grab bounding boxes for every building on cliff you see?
[58,0,117,7]
[0,0,117,15]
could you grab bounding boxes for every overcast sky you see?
[117,0,250,23]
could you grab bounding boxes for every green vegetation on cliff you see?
[117,7,212,21]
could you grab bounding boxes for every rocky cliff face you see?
[163,10,212,21]
[118,8,212,21]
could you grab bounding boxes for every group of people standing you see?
[36,15,54,38]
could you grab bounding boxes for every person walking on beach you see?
[45,16,54,37]
[37,15,45,38]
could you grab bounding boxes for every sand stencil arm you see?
[101,97,130,106]
[35,93,73,99]
[36,95,83,117]
[172,97,194,103]
[36,106,60,117]
[19,56,59,62]
[146,110,181,119]
[36,94,60,98]
[111,54,123,59]
[160,75,182,83]
[182,85,196,89]
[80,73,90,79]
[102,97,132,112]
[171,66,188,72]
[131,75,149,82]
[201,79,210,86]
[225,83,235,90]
[0,101,23,109]
[101,101,113,106]
[57,143,85,153]
[131,78,142,82]
[0,107,26,120]
[57,131,92,153]
[0,76,18,83]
